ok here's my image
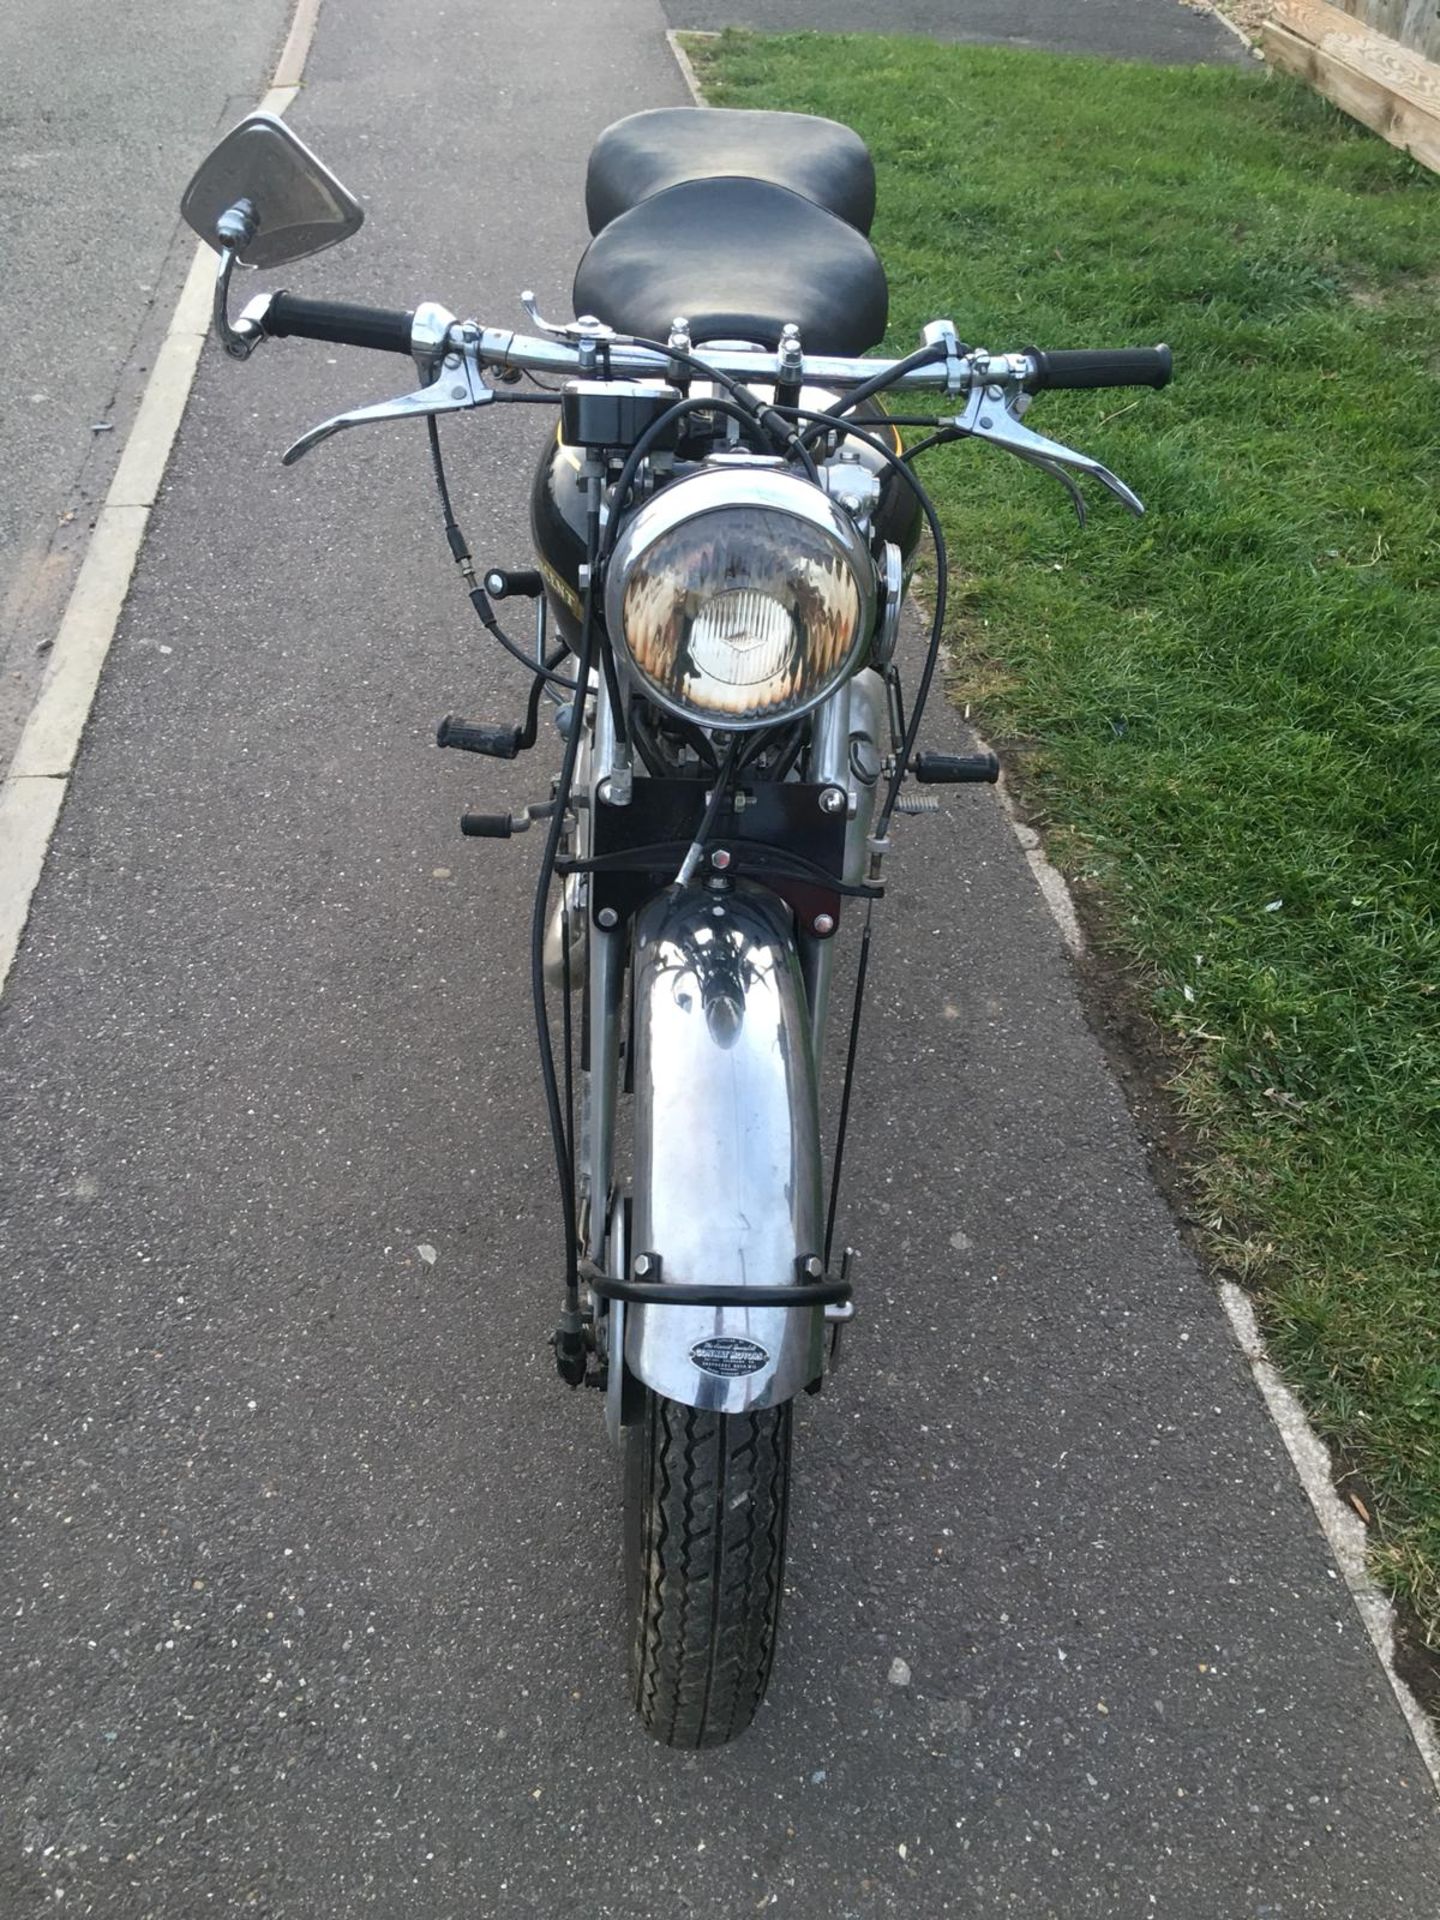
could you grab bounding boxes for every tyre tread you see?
[628,1392,791,1747]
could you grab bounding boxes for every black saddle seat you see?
[586,107,877,236]
[572,177,888,356]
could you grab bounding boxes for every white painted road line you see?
[0,0,313,999]
[0,777,67,991]
[7,506,149,783]
[273,0,323,88]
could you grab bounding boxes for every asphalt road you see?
[0,0,295,770]
[3,0,1438,1915]
[662,0,1249,63]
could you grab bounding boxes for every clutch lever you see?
[942,378,1144,522]
[282,326,495,466]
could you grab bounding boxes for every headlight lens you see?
[605,466,874,729]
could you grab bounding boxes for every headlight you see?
[604,464,875,729]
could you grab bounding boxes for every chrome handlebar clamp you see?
[409,300,457,379]
[922,319,968,397]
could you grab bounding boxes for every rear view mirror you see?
[180,112,363,269]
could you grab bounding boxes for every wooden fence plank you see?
[1328,0,1440,65]
[1265,0,1440,172]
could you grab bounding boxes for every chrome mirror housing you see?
[180,112,363,269]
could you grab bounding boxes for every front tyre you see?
[625,1388,792,1747]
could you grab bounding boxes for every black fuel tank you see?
[529,426,589,651]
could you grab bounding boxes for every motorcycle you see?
[180,104,1170,1746]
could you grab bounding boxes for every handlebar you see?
[243,290,1171,399]
[1023,345,1172,392]
[265,291,416,354]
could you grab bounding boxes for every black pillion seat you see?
[585,107,877,236]
[572,177,889,357]
[573,107,889,357]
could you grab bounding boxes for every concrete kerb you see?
[1203,2,1268,59]
[665,28,714,101]
[661,20,1440,1799]
[1223,1282,1440,1787]
[0,0,309,1004]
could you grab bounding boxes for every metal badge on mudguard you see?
[690,1336,770,1379]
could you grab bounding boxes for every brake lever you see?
[942,378,1145,521]
[282,325,495,466]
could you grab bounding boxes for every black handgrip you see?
[265,292,416,355]
[1023,345,1172,392]
[460,812,514,839]
[482,568,545,601]
[437,715,522,759]
[913,751,1000,785]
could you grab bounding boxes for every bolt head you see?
[710,848,732,871]
[812,913,836,937]
[632,1254,653,1278]
[819,786,847,815]
[803,1255,824,1279]
[596,906,619,929]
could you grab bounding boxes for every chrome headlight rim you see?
[604,466,877,732]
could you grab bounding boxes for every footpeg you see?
[437,713,523,759]
[913,751,1000,784]
[459,799,558,841]
[482,567,544,600]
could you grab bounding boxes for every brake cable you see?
[426,414,580,692]
[534,504,601,1380]
[825,898,874,1273]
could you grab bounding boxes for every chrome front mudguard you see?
[624,883,826,1415]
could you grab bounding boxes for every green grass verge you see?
[687,31,1440,1639]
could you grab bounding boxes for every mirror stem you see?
[212,200,265,360]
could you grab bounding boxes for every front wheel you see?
[624,1388,792,1747]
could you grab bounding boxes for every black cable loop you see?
[797,341,949,449]
[598,393,809,575]
[479,606,581,691]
